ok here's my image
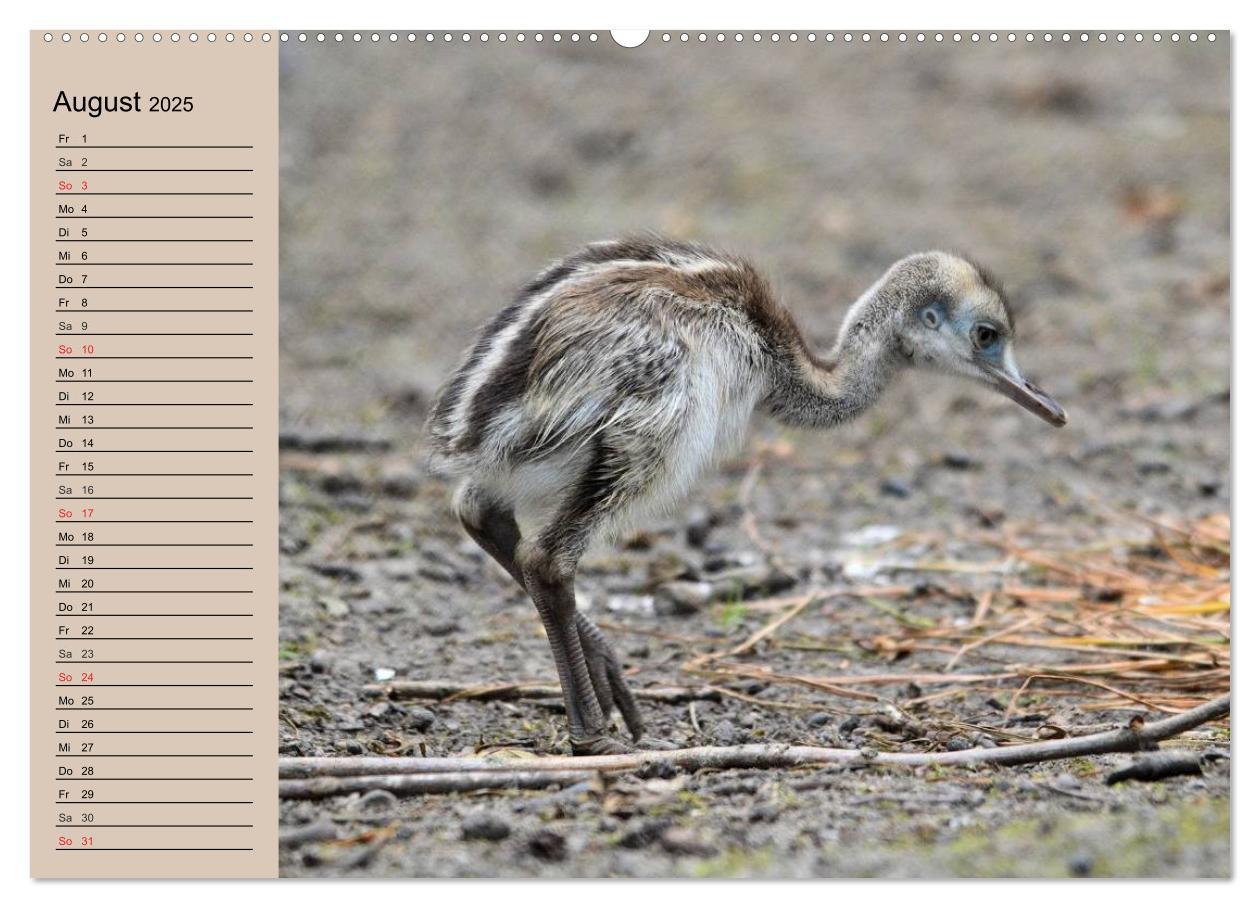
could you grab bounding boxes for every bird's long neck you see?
[761,289,903,429]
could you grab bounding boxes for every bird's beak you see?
[979,359,1067,427]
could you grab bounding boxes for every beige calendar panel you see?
[31,31,279,879]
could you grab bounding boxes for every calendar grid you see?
[30,32,279,879]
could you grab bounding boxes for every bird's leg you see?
[457,484,648,744]
[460,487,612,748]
[520,554,630,755]
[456,489,526,587]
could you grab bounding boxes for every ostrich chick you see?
[426,237,1066,755]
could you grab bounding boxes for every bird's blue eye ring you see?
[921,305,942,329]
[972,323,1000,350]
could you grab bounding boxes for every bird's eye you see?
[921,307,941,329]
[972,324,1000,350]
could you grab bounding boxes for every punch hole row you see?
[658,32,1216,44]
[44,30,1219,45]
[275,32,603,43]
[45,32,268,43]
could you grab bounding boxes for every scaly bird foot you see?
[570,734,635,756]
[575,613,646,740]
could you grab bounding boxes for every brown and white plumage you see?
[426,236,1065,754]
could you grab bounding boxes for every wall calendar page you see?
[25,24,1232,883]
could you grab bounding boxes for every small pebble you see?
[356,789,398,813]
[748,804,780,823]
[659,827,718,857]
[309,559,363,580]
[807,712,832,728]
[1068,851,1094,877]
[654,581,713,616]
[636,758,677,780]
[406,707,437,732]
[879,478,913,498]
[617,819,667,849]
[606,594,656,616]
[712,718,743,746]
[527,829,568,862]
[872,715,905,734]
[462,812,512,841]
[701,538,729,557]
[308,650,332,673]
[946,735,972,752]
[942,452,980,470]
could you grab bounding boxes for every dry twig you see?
[279,694,1228,798]
[368,680,721,704]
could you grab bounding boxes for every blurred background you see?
[277,36,1230,877]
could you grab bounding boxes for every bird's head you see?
[859,251,1067,427]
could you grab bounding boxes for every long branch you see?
[367,680,722,704]
[280,769,594,800]
[279,693,1228,793]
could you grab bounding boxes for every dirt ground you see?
[275,34,1230,878]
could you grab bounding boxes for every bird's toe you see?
[571,734,635,756]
